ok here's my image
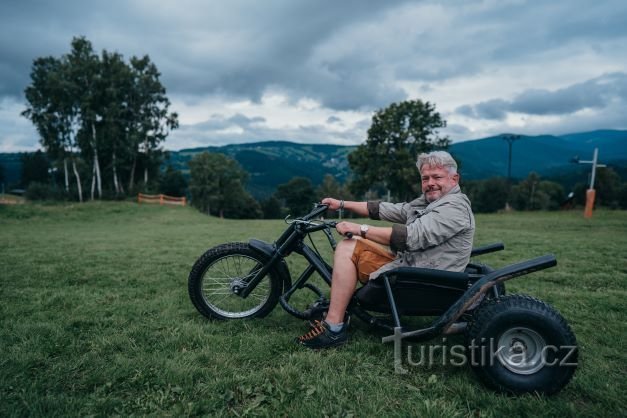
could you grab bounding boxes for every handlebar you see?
[287,203,354,238]
[301,203,329,221]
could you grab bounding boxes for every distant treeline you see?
[6,148,627,217]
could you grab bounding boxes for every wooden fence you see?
[137,193,186,206]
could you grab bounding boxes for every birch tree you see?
[22,36,179,199]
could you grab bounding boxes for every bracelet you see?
[339,199,345,210]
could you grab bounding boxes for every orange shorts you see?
[350,239,396,283]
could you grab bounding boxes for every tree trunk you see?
[64,158,69,192]
[144,143,150,185]
[92,123,102,198]
[112,151,120,195]
[90,162,96,200]
[71,157,83,202]
[128,155,137,193]
[95,149,102,198]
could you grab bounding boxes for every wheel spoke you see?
[200,252,272,318]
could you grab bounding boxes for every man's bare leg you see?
[325,238,358,324]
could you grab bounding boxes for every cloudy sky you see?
[1,0,626,152]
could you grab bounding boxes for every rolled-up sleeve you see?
[390,224,408,253]
[367,201,381,220]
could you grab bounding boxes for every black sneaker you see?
[295,320,348,349]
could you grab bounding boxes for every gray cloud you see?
[1,0,627,151]
[170,114,364,150]
[457,72,627,120]
[5,0,626,108]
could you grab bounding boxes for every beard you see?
[425,187,443,203]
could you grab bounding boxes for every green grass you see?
[1,202,626,417]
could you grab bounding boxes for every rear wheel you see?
[466,294,578,395]
[188,243,282,320]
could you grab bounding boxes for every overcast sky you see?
[1,0,626,152]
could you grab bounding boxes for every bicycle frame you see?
[241,204,339,318]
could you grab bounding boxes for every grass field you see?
[1,202,626,417]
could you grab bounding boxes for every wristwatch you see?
[360,224,369,238]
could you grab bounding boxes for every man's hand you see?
[321,197,342,211]
[335,221,358,237]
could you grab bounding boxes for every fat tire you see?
[466,294,578,395]
[188,242,282,320]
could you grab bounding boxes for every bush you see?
[24,182,65,201]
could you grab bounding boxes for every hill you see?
[165,141,355,198]
[165,130,626,197]
[449,130,627,182]
[2,130,625,197]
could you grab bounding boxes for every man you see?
[296,151,475,349]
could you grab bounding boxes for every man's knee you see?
[335,238,357,258]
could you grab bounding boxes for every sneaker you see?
[295,320,348,349]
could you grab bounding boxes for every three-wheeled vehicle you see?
[188,203,577,395]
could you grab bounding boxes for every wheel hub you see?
[229,279,248,295]
[496,327,547,375]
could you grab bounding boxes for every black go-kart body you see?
[188,204,578,395]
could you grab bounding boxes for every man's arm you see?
[321,197,369,217]
[335,222,393,246]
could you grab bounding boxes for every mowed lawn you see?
[1,202,626,417]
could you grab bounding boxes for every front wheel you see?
[466,294,578,395]
[188,243,282,320]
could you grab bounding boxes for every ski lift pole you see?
[574,148,606,219]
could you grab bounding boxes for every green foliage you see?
[1,203,626,416]
[510,173,565,211]
[619,183,627,209]
[594,167,623,208]
[463,177,509,213]
[260,195,283,219]
[21,36,178,200]
[20,150,50,187]
[24,182,66,201]
[315,174,342,200]
[316,174,355,218]
[159,165,187,197]
[188,152,260,218]
[348,100,449,201]
[275,176,316,216]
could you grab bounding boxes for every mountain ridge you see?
[2,130,625,197]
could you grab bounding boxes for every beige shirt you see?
[367,184,475,279]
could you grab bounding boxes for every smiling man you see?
[296,151,475,349]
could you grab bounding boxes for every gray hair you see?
[416,151,458,174]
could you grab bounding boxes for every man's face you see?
[420,164,459,203]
